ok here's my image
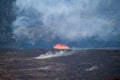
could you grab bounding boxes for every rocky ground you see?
[0,49,120,80]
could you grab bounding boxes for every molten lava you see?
[54,44,70,49]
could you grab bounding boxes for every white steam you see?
[35,50,74,59]
[86,65,99,71]
[12,0,114,42]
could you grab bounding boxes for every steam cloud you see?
[12,0,120,44]
[35,50,74,59]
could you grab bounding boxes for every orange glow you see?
[54,44,70,49]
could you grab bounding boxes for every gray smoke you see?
[35,50,74,59]
[12,0,119,43]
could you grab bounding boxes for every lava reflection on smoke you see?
[54,44,70,49]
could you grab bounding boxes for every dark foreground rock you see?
[0,49,120,80]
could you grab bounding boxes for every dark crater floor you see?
[0,49,120,80]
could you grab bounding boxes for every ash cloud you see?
[12,0,120,46]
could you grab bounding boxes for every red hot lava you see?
[54,44,70,49]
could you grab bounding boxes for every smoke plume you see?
[35,50,74,59]
[12,0,120,46]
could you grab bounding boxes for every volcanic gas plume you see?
[11,0,120,49]
[54,44,70,49]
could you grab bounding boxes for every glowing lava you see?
[54,44,70,49]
